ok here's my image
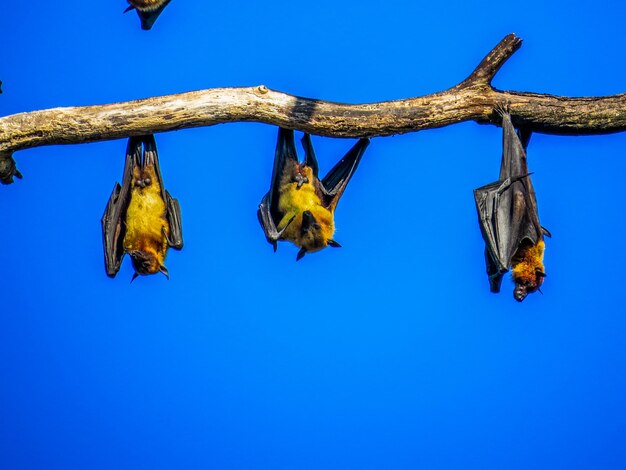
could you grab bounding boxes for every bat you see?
[0,152,22,185]
[124,0,171,30]
[258,127,370,260]
[473,106,550,302]
[101,135,183,281]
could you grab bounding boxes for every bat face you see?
[511,239,546,301]
[474,107,549,302]
[257,128,369,260]
[125,0,171,30]
[101,135,183,281]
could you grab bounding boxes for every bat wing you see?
[257,127,299,249]
[320,138,370,211]
[101,137,139,277]
[125,0,171,30]
[500,109,543,246]
[165,190,184,250]
[141,134,183,250]
[474,178,520,292]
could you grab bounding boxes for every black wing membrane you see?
[500,110,543,248]
[165,191,183,249]
[473,108,543,293]
[300,133,320,179]
[320,138,370,210]
[142,134,183,250]
[101,137,140,277]
[257,127,299,249]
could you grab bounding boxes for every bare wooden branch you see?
[1,33,625,171]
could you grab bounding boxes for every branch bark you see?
[1,33,625,183]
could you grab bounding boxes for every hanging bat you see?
[124,0,171,30]
[0,152,22,185]
[101,135,183,281]
[258,127,370,260]
[473,106,551,302]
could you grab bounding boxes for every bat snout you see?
[129,250,160,276]
[300,210,321,234]
[513,285,529,302]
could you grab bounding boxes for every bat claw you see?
[494,101,512,119]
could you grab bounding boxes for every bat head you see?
[511,240,546,302]
[296,210,337,257]
[513,268,546,302]
[129,250,169,280]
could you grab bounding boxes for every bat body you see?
[258,128,369,260]
[102,135,183,281]
[125,0,171,30]
[474,107,550,301]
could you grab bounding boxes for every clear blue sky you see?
[2,1,626,469]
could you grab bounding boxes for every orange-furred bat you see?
[474,106,551,302]
[258,127,369,260]
[101,135,183,281]
[124,0,171,30]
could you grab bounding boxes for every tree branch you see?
[1,33,625,184]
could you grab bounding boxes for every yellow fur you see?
[129,0,167,10]
[276,166,335,252]
[512,240,545,286]
[123,164,169,274]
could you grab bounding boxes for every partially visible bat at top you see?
[474,106,551,302]
[101,135,183,281]
[125,0,171,30]
[258,127,370,261]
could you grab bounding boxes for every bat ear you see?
[327,239,342,248]
[536,269,547,278]
[130,272,140,284]
[296,248,307,261]
[124,5,134,13]
[541,226,552,238]
[159,265,170,280]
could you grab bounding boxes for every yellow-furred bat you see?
[474,106,551,301]
[124,0,171,30]
[101,135,183,281]
[258,127,369,260]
